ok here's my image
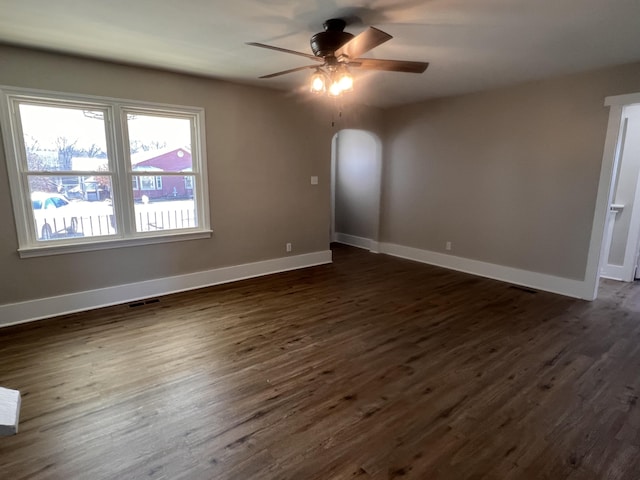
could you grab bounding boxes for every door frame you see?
[584,92,640,299]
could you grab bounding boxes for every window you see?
[139,176,158,191]
[0,87,210,256]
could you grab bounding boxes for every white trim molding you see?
[600,264,626,282]
[605,92,640,107]
[0,250,332,328]
[334,232,379,252]
[379,242,589,299]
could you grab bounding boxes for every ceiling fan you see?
[247,18,429,97]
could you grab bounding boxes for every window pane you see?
[134,191,197,233]
[127,114,192,172]
[28,176,116,241]
[19,104,108,172]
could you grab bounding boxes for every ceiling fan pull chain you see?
[330,101,345,128]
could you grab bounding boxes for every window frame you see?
[0,86,211,258]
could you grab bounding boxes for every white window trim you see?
[17,230,213,258]
[0,86,211,257]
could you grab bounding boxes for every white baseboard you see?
[0,250,332,328]
[600,264,627,281]
[378,242,589,299]
[335,233,379,253]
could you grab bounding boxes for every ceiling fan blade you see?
[354,58,429,74]
[246,42,322,62]
[335,27,392,60]
[259,64,320,79]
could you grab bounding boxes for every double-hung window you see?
[0,87,210,257]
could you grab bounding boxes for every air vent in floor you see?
[129,298,161,308]
[509,285,538,294]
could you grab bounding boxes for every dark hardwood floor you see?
[1,244,640,479]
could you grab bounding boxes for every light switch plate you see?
[310,176,319,185]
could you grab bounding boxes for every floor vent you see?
[129,298,161,308]
[509,285,538,294]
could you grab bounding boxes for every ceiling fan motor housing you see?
[310,18,354,57]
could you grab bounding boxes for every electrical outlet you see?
[286,242,292,252]
[446,241,452,251]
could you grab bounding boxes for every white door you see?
[600,105,640,282]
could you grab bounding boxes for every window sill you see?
[18,230,213,258]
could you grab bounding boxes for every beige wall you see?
[381,63,640,281]
[0,45,375,305]
[3,43,639,309]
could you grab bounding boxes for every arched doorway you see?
[331,129,382,252]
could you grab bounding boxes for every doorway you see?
[586,93,640,299]
[600,104,640,282]
[330,129,382,252]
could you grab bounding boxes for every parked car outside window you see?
[30,192,115,240]
[31,192,79,239]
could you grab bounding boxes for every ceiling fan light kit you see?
[248,18,429,99]
[310,69,326,93]
[310,65,354,97]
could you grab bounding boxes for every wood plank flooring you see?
[1,244,640,479]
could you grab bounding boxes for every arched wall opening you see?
[331,129,382,252]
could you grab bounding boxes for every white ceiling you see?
[1,0,639,108]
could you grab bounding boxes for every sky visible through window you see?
[19,105,191,157]
[126,114,191,153]
[20,104,107,153]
